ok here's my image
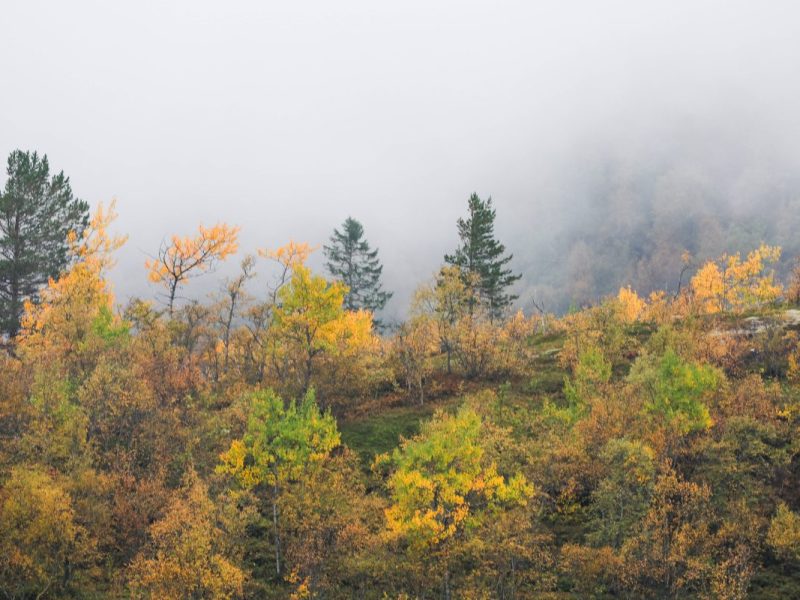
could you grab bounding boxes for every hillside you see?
[1,202,800,599]
[340,307,800,598]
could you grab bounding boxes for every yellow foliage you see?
[767,503,800,561]
[641,290,692,324]
[691,244,782,313]
[127,471,244,600]
[0,467,94,599]
[692,262,725,314]
[380,407,532,554]
[267,262,379,399]
[617,286,646,323]
[18,201,127,362]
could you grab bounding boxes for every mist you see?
[3,0,800,319]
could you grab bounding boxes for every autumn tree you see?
[17,201,127,373]
[217,243,316,388]
[276,449,384,597]
[324,217,392,319]
[235,242,316,387]
[619,465,719,598]
[0,467,95,599]
[127,470,245,600]
[267,251,375,399]
[210,255,256,383]
[146,222,239,315]
[218,389,340,580]
[413,265,470,374]
[617,285,646,323]
[767,503,800,562]
[445,193,520,320]
[415,265,500,379]
[392,316,437,404]
[690,244,782,313]
[0,150,89,336]
[259,240,314,305]
[376,406,532,598]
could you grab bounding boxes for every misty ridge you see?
[513,112,800,315]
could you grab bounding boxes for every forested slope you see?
[2,197,800,599]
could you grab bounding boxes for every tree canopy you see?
[0,150,89,336]
[445,193,520,320]
[324,216,392,320]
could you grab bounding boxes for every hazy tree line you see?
[1,149,800,599]
[516,137,800,313]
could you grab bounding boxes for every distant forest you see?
[514,124,800,313]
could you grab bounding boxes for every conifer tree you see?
[445,193,520,319]
[324,217,392,315]
[0,150,89,336]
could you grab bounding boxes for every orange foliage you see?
[146,222,239,314]
[691,244,782,313]
[18,201,127,363]
[259,240,315,270]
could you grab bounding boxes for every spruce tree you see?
[0,150,89,336]
[324,217,392,317]
[444,193,520,319]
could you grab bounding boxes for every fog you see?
[2,1,800,319]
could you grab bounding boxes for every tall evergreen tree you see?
[445,193,520,319]
[0,150,89,336]
[324,217,392,316]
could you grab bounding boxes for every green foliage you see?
[628,347,719,434]
[218,388,340,489]
[445,193,521,319]
[218,388,341,582]
[0,150,89,336]
[564,344,612,407]
[588,438,655,548]
[324,216,392,317]
[90,305,130,343]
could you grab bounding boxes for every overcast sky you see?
[2,1,800,317]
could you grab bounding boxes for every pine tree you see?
[0,150,89,337]
[324,217,392,315]
[444,193,520,320]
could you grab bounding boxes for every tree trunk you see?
[8,215,21,337]
[168,280,177,317]
[272,487,282,578]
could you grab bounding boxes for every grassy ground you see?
[340,395,462,465]
[340,329,571,466]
